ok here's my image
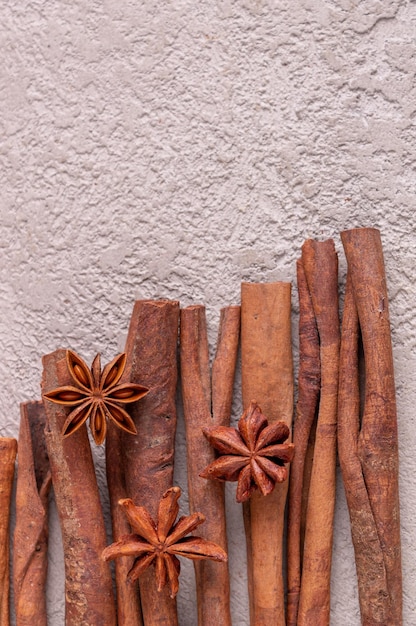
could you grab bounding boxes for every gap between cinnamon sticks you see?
[241,281,293,626]
[180,304,240,626]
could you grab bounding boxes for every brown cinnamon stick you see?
[0,437,17,626]
[106,423,143,626]
[286,260,320,626]
[42,349,116,626]
[121,299,180,626]
[241,282,293,626]
[180,305,240,626]
[13,402,51,626]
[339,227,402,625]
[296,239,339,626]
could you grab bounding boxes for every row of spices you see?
[0,226,401,625]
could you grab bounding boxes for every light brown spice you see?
[103,487,227,599]
[0,437,17,626]
[201,400,294,503]
[339,227,402,625]
[43,349,148,445]
[13,402,51,626]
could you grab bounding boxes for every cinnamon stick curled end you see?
[200,401,295,503]
[102,486,227,599]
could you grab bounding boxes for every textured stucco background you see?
[1,1,415,624]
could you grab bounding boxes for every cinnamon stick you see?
[13,402,51,626]
[0,437,17,626]
[296,239,339,626]
[339,227,402,625]
[180,305,240,626]
[241,282,293,626]
[286,260,320,626]
[106,424,143,626]
[42,349,117,626]
[121,299,180,626]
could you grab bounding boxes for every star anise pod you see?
[200,400,295,503]
[43,349,149,445]
[102,486,227,598]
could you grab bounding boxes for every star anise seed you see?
[102,486,227,598]
[200,400,295,503]
[43,349,149,445]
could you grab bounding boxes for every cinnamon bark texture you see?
[13,402,51,626]
[106,424,143,626]
[286,260,320,626]
[0,437,17,626]
[241,282,293,626]
[121,300,180,626]
[339,228,402,625]
[296,239,339,626]
[180,304,240,626]
[42,349,117,626]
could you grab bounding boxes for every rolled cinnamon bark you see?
[180,305,240,626]
[42,349,117,626]
[0,437,17,626]
[286,260,320,626]
[241,282,293,626]
[339,228,402,625]
[106,423,143,626]
[121,300,180,626]
[13,402,51,626]
[297,239,339,626]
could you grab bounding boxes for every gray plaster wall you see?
[1,1,415,624]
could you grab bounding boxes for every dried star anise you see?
[102,486,227,598]
[200,400,295,503]
[43,349,149,445]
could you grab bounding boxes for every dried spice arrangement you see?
[1,227,402,626]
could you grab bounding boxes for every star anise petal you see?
[102,534,155,559]
[43,386,89,406]
[202,426,248,456]
[199,455,248,482]
[90,404,107,445]
[236,464,254,503]
[255,421,291,451]
[66,350,94,392]
[168,537,227,562]
[106,383,149,404]
[129,553,157,582]
[157,487,181,543]
[258,442,295,463]
[100,352,127,391]
[165,512,205,547]
[238,401,268,451]
[119,498,159,545]
[256,456,288,483]
[164,554,180,599]
[62,400,93,437]
[250,458,275,496]
[103,401,137,436]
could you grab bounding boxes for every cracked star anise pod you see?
[102,486,227,598]
[43,349,149,445]
[200,400,295,503]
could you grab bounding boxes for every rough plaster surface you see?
[1,1,415,624]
